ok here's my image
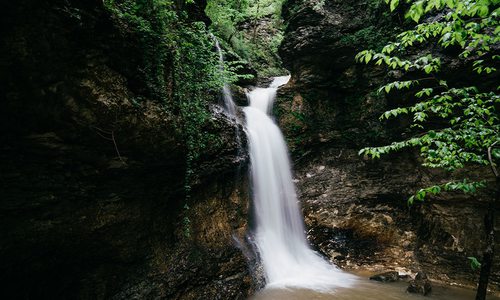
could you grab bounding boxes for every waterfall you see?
[212,35,237,117]
[243,76,356,292]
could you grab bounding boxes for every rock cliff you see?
[0,0,252,298]
[2,0,498,297]
[278,0,499,290]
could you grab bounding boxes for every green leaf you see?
[477,6,489,18]
[468,257,481,271]
[365,52,373,63]
[356,0,499,210]
[408,195,415,206]
[390,0,399,11]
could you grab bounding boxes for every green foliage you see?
[313,0,326,11]
[357,0,500,204]
[172,23,227,238]
[206,0,248,40]
[338,26,392,51]
[104,0,177,99]
[407,180,486,205]
[105,0,244,236]
[468,256,482,271]
[206,0,286,76]
[247,0,285,18]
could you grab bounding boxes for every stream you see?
[251,280,500,300]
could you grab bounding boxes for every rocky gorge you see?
[1,0,499,299]
[1,0,253,298]
[277,0,499,293]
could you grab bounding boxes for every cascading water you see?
[244,76,357,292]
[210,34,245,164]
[212,35,237,117]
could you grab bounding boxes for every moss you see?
[336,0,397,51]
[338,26,390,51]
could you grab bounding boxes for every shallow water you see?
[251,279,500,300]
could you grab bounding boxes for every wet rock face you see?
[0,0,252,299]
[280,0,394,87]
[295,148,422,274]
[279,0,499,290]
[276,0,401,153]
[293,147,498,288]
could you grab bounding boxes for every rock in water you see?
[369,271,399,282]
[407,272,432,296]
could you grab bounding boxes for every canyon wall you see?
[278,0,499,290]
[0,0,252,298]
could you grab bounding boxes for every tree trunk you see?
[476,177,499,300]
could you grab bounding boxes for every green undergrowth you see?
[104,0,248,236]
[206,0,287,77]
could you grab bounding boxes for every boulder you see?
[407,272,432,296]
[370,271,399,282]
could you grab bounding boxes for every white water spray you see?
[244,76,356,292]
[212,35,237,117]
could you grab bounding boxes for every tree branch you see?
[111,131,124,163]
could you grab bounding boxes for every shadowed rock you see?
[370,271,399,282]
[407,272,432,296]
